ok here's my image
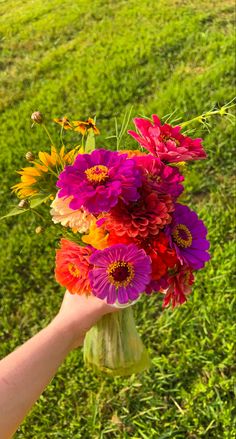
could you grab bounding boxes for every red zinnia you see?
[162,264,195,308]
[143,232,178,281]
[55,238,94,294]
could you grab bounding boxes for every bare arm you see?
[0,291,114,438]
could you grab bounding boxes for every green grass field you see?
[0,0,235,437]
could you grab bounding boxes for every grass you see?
[0,0,235,437]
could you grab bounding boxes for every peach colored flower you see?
[50,194,94,233]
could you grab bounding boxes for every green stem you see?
[60,125,64,146]
[81,133,85,148]
[179,102,235,129]
[33,159,59,178]
[31,210,45,221]
[42,123,55,145]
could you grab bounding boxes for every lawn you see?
[0,0,235,438]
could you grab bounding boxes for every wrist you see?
[49,315,82,351]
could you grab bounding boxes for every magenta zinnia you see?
[56,149,142,214]
[89,244,152,304]
[128,115,206,163]
[166,203,210,270]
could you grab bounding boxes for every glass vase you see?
[83,306,150,376]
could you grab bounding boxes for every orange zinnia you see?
[55,238,93,294]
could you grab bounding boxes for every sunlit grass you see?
[0,0,235,437]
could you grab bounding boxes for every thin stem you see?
[81,133,85,148]
[33,159,59,178]
[31,210,45,221]
[60,125,64,146]
[179,101,236,129]
[42,124,55,145]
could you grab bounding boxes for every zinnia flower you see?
[166,203,210,270]
[143,232,178,281]
[50,194,94,233]
[133,154,184,199]
[12,146,78,199]
[108,231,177,283]
[103,184,174,239]
[89,244,152,304]
[162,265,194,308]
[128,115,206,163]
[145,276,168,295]
[55,238,94,294]
[56,149,142,214]
[73,117,100,135]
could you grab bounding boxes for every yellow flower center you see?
[85,165,109,184]
[107,261,134,288]
[68,263,81,278]
[172,224,192,248]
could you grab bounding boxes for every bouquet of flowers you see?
[5,105,230,376]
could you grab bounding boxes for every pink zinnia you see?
[133,154,184,199]
[128,115,206,163]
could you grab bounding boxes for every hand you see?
[53,290,116,349]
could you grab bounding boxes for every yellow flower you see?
[12,146,79,199]
[72,117,100,135]
[82,219,108,250]
[53,116,73,130]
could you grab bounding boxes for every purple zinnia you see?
[56,149,142,214]
[89,244,152,304]
[166,203,210,270]
[133,154,184,199]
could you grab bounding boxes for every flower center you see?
[107,261,134,287]
[85,165,109,184]
[68,263,81,278]
[172,224,192,248]
[162,135,180,147]
[148,173,162,184]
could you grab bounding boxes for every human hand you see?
[53,290,116,349]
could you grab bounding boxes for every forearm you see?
[0,317,75,438]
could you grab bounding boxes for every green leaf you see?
[0,206,30,220]
[29,194,51,208]
[85,130,96,153]
[0,195,51,220]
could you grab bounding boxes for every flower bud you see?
[31,111,43,124]
[25,151,35,162]
[18,199,30,209]
[35,226,43,234]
